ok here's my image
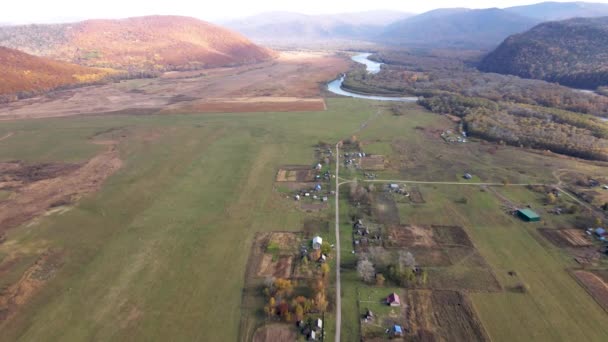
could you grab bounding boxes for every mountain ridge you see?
[479,16,608,89]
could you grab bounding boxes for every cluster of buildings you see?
[588,227,608,242]
[387,183,409,196]
[343,151,366,168]
[353,219,381,248]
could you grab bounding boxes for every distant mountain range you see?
[222,10,411,42]
[0,16,275,72]
[479,16,608,89]
[0,46,114,101]
[224,2,608,49]
[378,8,538,49]
[505,1,608,20]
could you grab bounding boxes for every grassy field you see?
[1,97,608,341]
[0,99,376,341]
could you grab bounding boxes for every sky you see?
[3,0,608,24]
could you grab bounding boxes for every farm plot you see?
[408,186,425,204]
[539,228,593,248]
[252,324,297,342]
[385,225,471,250]
[360,155,385,171]
[248,232,300,280]
[372,193,400,225]
[383,225,501,291]
[571,270,608,312]
[402,290,490,342]
[275,166,315,182]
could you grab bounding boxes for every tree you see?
[274,278,293,297]
[357,258,376,283]
[295,304,304,321]
[376,273,386,286]
[398,251,416,272]
[321,241,332,255]
[320,263,330,278]
[546,193,557,204]
[314,292,328,312]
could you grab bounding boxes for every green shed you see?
[517,209,540,222]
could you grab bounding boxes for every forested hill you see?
[0,46,115,102]
[0,16,275,72]
[479,17,608,89]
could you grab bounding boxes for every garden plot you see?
[539,228,593,248]
[383,225,501,291]
[360,155,385,171]
[571,270,608,312]
[402,290,490,342]
[275,166,316,182]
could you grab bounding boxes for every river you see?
[327,53,418,102]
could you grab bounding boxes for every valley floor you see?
[0,61,607,341]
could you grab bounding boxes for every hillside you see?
[223,11,411,42]
[0,46,113,101]
[0,16,275,71]
[379,8,538,49]
[479,17,608,89]
[505,1,608,21]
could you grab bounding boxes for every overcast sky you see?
[3,0,608,24]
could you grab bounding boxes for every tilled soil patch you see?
[572,270,608,312]
[403,290,490,342]
[539,228,592,248]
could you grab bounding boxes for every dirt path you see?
[0,132,14,142]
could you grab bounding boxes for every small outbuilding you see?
[392,325,404,337]
[315,318,323,330]
[386,293,401,307]
[312,236,323,250]
[517,209,541,222]
[308,330,317,340]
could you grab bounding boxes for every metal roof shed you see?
[517,209,540,222]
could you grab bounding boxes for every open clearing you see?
[0,51,349,120]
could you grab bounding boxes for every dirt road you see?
[334,143,342,342]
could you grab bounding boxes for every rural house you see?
[386,292,401,306]
[517,209,540,222]
[312,236,323,250]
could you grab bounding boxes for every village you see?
[245,128,608,341]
